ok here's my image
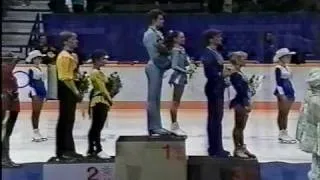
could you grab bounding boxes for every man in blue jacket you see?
[201,29,231,157]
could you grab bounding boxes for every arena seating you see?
[94,0,205,13]
[41,12,320,62]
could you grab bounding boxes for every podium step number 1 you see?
[115,136,187,180]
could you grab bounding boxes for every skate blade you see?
[279,140,297,144]
[233,154,250,159]
[32,138,46,142]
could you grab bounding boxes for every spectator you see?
[34,35,58,65]
[48,0,69,13]
[263,32,277,64]
[87,0,98,13]
[72,0,85,13]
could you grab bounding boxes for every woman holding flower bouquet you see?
[229,51,256,159]
[87,50,112,159]
[166,30,194,136]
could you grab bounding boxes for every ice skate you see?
[32,129,48,142]
[171,122,187,137]
[242,145,256,159]
[234,147,250,159]
[278,130,297,144]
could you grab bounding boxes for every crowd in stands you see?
[3,0,319,14]
[45,0,319,13]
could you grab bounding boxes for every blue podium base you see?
[2,163,43,180]
[2,159,115,180]
[1,158,310,180]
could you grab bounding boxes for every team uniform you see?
[168,46,189,135]
[201,47,229,157]
[28,66,48,142]
[274,64,295,101]
[28,66,47,100]
[87,68,112,159]
[229,71,250,109]
[274,64,296,143]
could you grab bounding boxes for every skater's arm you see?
[171,49,188,73]
[275,67,284,95]
[90,71,112,104]
[56,52,79,95]
[230,73,250,107]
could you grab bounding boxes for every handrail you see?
[26,13,41,57]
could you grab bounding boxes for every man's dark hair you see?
[202,29,222,46]
[91,49,107,63]
[147,9,164,24]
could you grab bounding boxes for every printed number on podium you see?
[87,167,99,180]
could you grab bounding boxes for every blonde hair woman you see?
[229,51,256,159]
[273,48,297,144]
[296,68,320,180]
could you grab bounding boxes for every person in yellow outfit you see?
[52,31,83,163]
[87,49,112,159]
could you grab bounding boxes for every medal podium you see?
[115,136,187,180]
[188,156,261,180]
[43,158,115,180]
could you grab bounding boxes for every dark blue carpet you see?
[260,162,310,180]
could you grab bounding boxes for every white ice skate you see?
[278,130,297,144]
[234,147,250,159]
[32,129,48,142]
[96,151,111,159]
[171,122,187,137]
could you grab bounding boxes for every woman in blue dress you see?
[26,50,48,142]
[229,51,256,159]
[166,30,192,136]
[273,48,297,144]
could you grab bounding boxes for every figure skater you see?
[143,9,173,136]
[52,31,83,162]
[273,48,297,144]
[26,50,48,142]
[229,51,256,159]
[201,29,231,157]
[166,30,193,136]
[87,50,112,159]
[1,52,21,167]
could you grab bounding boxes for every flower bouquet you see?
[105,72,123,98]
[248,74,265,97]
[77,71,90,94]
[186,58,199,79]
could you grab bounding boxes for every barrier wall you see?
[14,63,320,110]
